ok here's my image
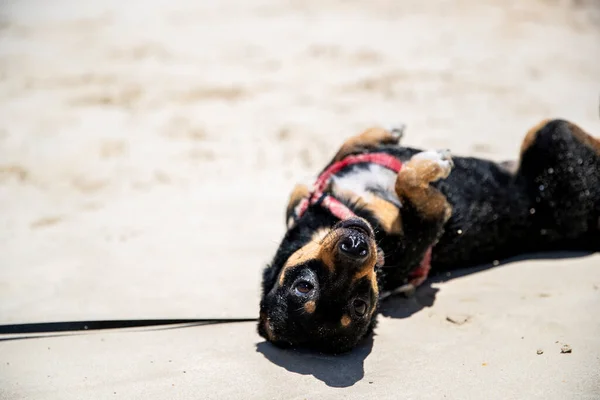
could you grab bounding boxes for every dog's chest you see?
[331,164,401,207]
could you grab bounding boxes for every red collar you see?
[290,151,432,288]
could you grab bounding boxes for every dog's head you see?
[258,201,383,353]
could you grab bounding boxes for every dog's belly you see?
[332,164,402,208]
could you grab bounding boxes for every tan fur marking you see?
[349,232,380,302]
[332,185,402,235]
[568,122,600,155]
[395,163,452,222]
[520,119,551,156]
[264,324,275,341]
[372,279,379,300]
[341,315,351,327]
[330,186,369,208]
[364,196,402,234]
[333,127,399,162]
[285,242,320,267]
[278,229,336,285]
[304,301,316,314]
[319,248,336,274]
[351,240,378,281]
[260,312,277,341]
[349,227,379,281]
[402,159,447,187]
[352,264,379,300]
[314,228,338,273]
[286,183,310,221]
[352,265,376,282]
[279,240,320,285]
[311,228,330,243]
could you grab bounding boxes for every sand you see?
[1,0,599,398]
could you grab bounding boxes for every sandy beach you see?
[1,0,599,398]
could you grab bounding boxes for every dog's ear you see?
[285,183,310,228]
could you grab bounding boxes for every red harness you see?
[293,153,403,221]
[292,152,432,287]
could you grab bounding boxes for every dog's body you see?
[259,119,600,353]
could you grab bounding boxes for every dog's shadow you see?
[380,250,593,319]
[257,250,593,387]
[256,334,374,388]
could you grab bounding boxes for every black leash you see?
[0,318,257,335]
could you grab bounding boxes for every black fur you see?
[259,119,600,353]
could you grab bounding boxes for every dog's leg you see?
[382,150,454,290]
[517,119,600,247]
[285,182,310,228]
[520,119,600,158]
[332,125,405,162]
[395,150,454,223]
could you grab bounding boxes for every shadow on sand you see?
[257,250,594,387]
[381,250,593,319]
[256,334,374,388]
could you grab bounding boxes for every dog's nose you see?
[339,236,369,259]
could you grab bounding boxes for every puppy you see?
[258,119,600,353]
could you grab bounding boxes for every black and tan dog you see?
[258,119,600,353]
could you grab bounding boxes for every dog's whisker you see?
[294,305,308,314]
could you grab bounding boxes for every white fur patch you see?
[331,164,401,205]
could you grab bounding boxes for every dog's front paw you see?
[385,123,406,144]
[333,125,407,162]
[409,149,454,181]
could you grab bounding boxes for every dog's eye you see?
[294,281,314,295]
[353,299,367,316]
